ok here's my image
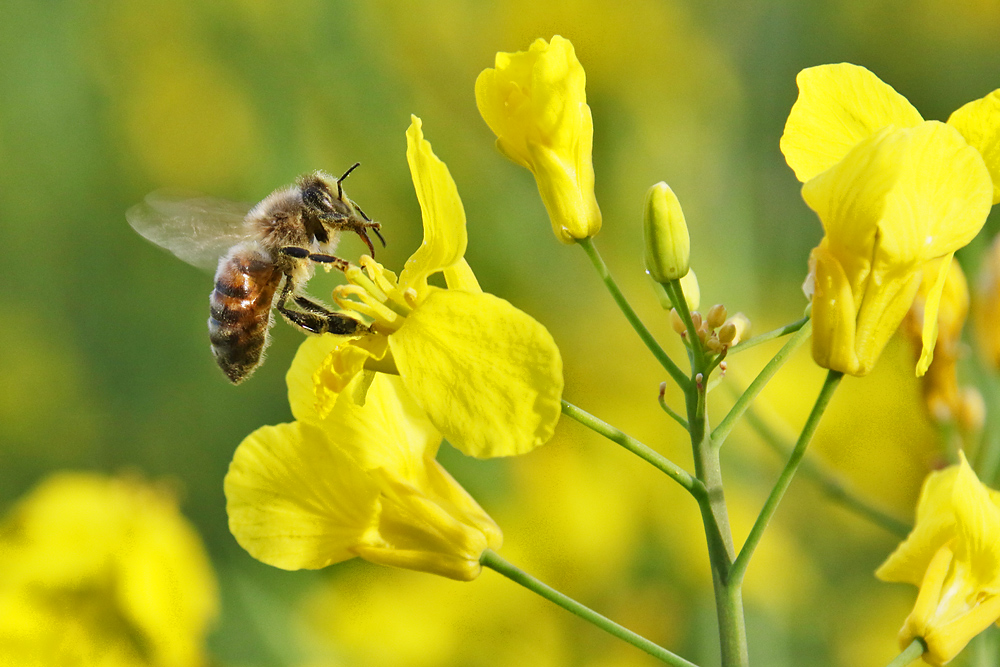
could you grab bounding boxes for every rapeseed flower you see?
[225,372,502,581]
[0,473,218,667]
[974,233,1000,370]
[877,454,1000,665]
[782,64,998,376]
[476,36,601,243]
[310,116,563,459]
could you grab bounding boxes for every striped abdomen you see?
[208,244,282,384]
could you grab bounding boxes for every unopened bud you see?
[706,335,722,353]
[690,311,703,331]
[670,309,686,334]
[721,313,751,346]
[643,182,690,282]
[707,304,727,330]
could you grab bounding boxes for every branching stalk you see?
[481,550,700,667]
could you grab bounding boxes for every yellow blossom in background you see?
[905,259,983,433]
[310,115,563,459]
[974,233,1000,370]
[877,454,1000,665]
[476,36,602,243]
[225,372,502,581]
[782,65,995,378]
[0,473,218,667]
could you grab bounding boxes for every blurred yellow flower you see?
[974,233,1000,370]
[476,36,602,243]
[877,454,1000,665]
[225,372,503,582]
[0,472,218,667]
[312,115,563,459]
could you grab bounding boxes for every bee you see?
[127,164,384,384]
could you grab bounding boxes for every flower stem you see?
[577,237,689,389]
[712,318,812,447]
[686,379,748,667]
[740,400,911,537]
[480,550,701,667]
[886,638,926,667]
[727,315,810,354]
[561,400,705,499]
[730,370,843,585]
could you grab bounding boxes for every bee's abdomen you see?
[208,245,282,384]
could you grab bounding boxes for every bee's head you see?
[297,165,384,255]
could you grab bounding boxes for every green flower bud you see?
[643,182,690,282]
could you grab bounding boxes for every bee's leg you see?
[275,275,365,336]
[294,295,335,316]
[280,246,350,271]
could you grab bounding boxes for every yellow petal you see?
[951,453,1000,591]
[442,258,482,293]
[802,122,992,375]
[807,241,862,375]
[287,334,343,423]
[389,289,563,458]
[324,373,442,481]
[915,254,954,377]
[399,116,468,294]
[876,465,961,585]
[475,36,601,242]
[224,422,378,570]
[781,63,923,182]
[355,468,493,581]
[948,89,1000,204]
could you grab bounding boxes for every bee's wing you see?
[127,189,254,272]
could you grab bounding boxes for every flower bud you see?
[707,304,727,330]
[643,182,690,282]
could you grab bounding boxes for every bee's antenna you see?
[337,162,361,199]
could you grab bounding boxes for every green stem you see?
[885,638,926,667]
[685,376,747,666]
[577,237,689,389]
[712,318,812,447]
[665,278,707,369]
[480,550,700,667]
[561,400,705,498]
[741,401,911,538]
[727,315,810,354]
[730,370,843,585]
[658,382,689,429]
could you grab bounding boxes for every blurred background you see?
[2,0,1000,665]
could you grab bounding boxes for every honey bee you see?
[127,164,384,384]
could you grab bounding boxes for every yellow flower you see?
[877,454,1000,665]
[225,372,503,582]
[782,64,997,376]
[0,473,218,667]
[476,36,602,243]
[307,115,563,459]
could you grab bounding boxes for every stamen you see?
[333,286,402,330]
